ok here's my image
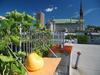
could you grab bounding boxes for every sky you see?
[0,0,100,26]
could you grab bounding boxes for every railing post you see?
[73,51,81,69]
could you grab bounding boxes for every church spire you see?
[79,0,84,30]
[80,0,83,19]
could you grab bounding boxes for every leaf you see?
[17,50,26,57]
[0,40,7,51]
[11,62,25,75]
[10,35,20,45]
[0,55,15,62]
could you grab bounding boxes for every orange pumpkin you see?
[25,52,44,72]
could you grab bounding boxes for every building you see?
[47,0,84,32]
[36,12,45,26]
[48,18,84,32]
[88,32,100,44]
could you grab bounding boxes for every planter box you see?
[49,44,73,55]
[63,45,73,54]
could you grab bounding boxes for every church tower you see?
[80,0,84,30]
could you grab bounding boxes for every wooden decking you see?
[25,58,61,75]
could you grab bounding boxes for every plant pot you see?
[48,44,62,57]
[63,45,73,54]
[50,44,61,53]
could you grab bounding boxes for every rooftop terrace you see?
[70,44,100,75]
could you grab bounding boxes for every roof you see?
[91,33,100,36]
[52,19,80,24]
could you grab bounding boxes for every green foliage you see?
[17,50,26,57]
[0,55,15,62]
[0,40,7,51]
[86,25,100,31]
[33,31,52,57]
[11,62,25,75]
[0,10,35,75]
[77,35,88,44]
[5,10,35,22]
[65,35,76,39]
[75,30,86,33]
[10,35,20,45]
[65,34,89,44]
[34,44,50,57]
[0,10,51,75]
[5,10,35,33]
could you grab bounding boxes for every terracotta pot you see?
[50,44,61,53]
[63,45,73,54]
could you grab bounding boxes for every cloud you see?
[45,6,58,12]
[73,8,100,18]
[84,8,100,16]
[45,7,54,12]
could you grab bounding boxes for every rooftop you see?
[52,19,81,24]
[70,44,100,75]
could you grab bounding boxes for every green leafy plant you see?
[0,10,35,75]
[0,10,51,75]
[33,30,52,57]
[0,10,52,75]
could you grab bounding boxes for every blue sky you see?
[0,0,100,26]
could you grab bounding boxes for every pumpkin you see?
[25,52,44,72]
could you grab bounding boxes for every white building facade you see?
[47,0,84,32]
[48,18,84,32]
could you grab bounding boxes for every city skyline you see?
[0,0,100,26]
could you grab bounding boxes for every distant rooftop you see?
[91,32,100,35]
[52,19,81,24]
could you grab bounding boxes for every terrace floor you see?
[70,44,100,75]
[51,44,100,75]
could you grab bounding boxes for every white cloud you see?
[45,6,58,12]
[84,8,100,16]
[73,8,100,18]
[45,7,54,12]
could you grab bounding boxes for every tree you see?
[77,35,88,44]
[86,25,100,32]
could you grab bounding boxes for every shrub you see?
[77,35,88,44]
